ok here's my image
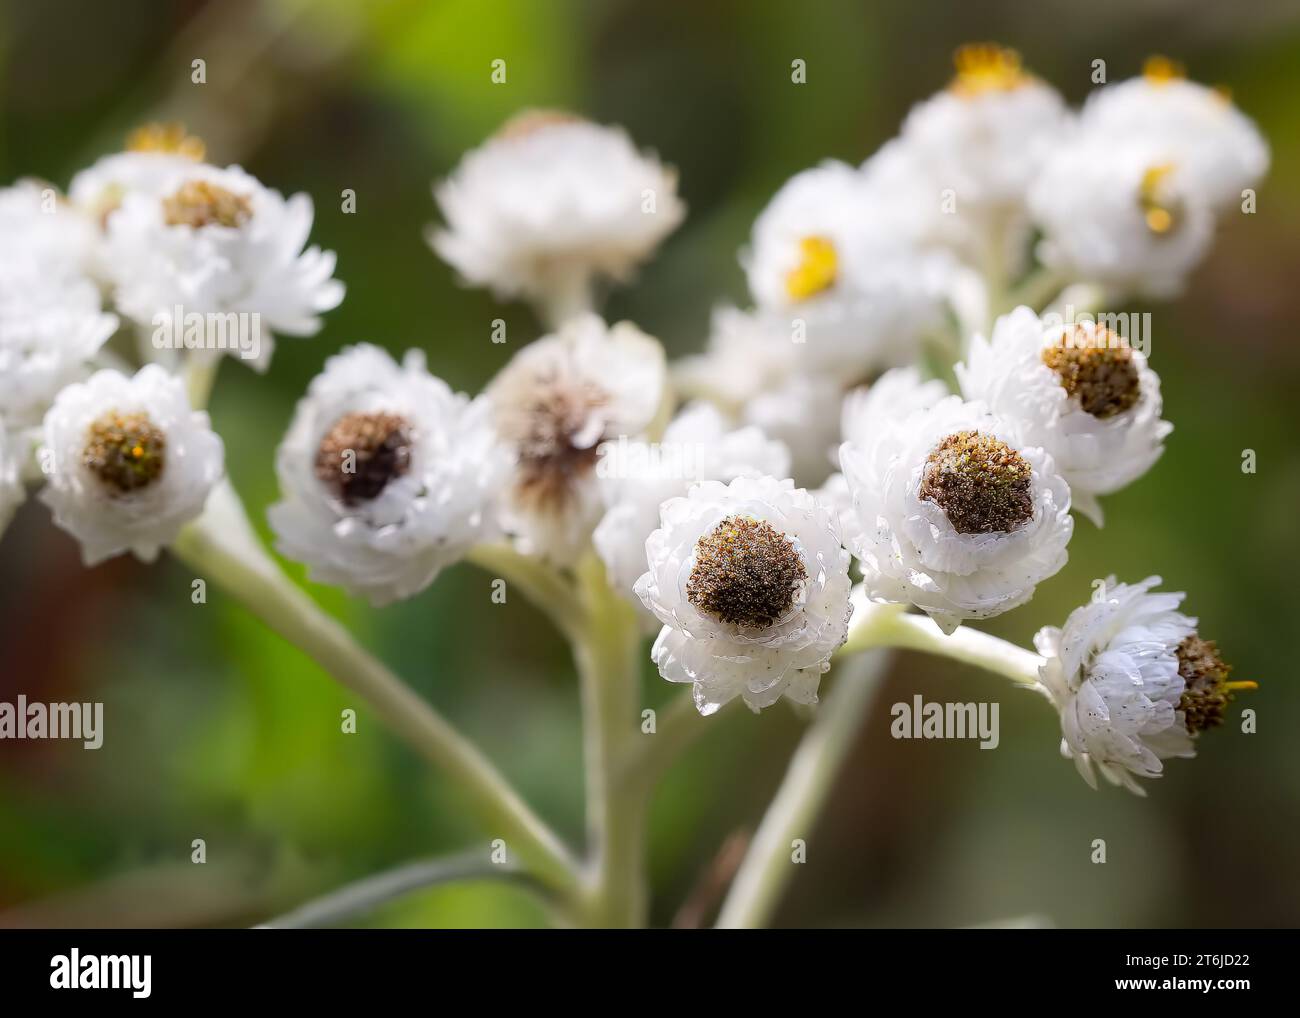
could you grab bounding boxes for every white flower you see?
[744,160,953,382]
[1036,575,1251,794]
[840,366,949,447]
[430,110,684,313]
[38,365,224,565]
[0,183,117,429]
[1028,133,1215,298]
[673,306,843,486]
[268,344,506,605]
[0,424,24,537]
[488,313,667,564]
[895,44,1067,266]
[0,180,98,271]
[1077,58,1269,209]
[70,123,208,222]
[593,402,789,611]
[839,395,1073,633]
[958,308,1171,525]
[829,368,951,537]
[105,163,344,370]
[811,470,857,543]
[0,252,119,428]
[634,475,853,715]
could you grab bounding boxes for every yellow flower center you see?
[949,43,1031,96]
[1142,55,1186,85]
[163,179,253,229]
[784,236,838,302]
[126,122,206,161]
[83,410,167,494]
[1139,163,1179,235]
[1042,327,1141,419]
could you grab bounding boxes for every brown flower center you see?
[83,411,167,494]
[1177,634,1254,734]
[163,179,252,229]
[687,516,807,629]
[498,378,609,511]
[1042,327,1141,419]
[314,411,413,506]
[920,430,1033,535]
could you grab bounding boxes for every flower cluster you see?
[1,46,1264,798]
[0,123,344,564]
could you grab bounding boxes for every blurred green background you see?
[2,0,1298,928]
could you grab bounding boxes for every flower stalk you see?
[716,649,892,928]
[570,553,649,927]
[171,481,581,899]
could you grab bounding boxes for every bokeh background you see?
[2,0,1298,928]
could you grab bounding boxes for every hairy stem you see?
[1002,266,1068,317]
[536,270,594,331]
[257,850,544,929]
[715,650,891,928]
[571,554,647,927]
[466,542,586,643]
[184,350,222,410]
[630,687,719,783]
[171,481,580,897]
[839,597,1043,688]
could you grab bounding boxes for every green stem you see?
[838,599,1043,688]
[257,849,544,929]
[184,350,222,410]
[570,554,647,928]
[1001,266,1068,317]
[715,650,892,929]
[536,270,594,331]
[630,688,721,784]
[171,481,581,897]
[465,543,586,643]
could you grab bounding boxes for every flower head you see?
[0,182,118,429]
[744,161,954,382]
[430,111,684,311]
[898,44,1067,232]
[1036,576,1255,794]
[673,306,849,486]
[269,344,507,605]
[70,123,207,229]
[958,307,1171,524]
[839,394,1072,633]
[0,180,99,271]
[38,365,224,565]
[0,251,118,429]
[593,401,789,615]
[1078,58,1268,209]
[488,313,667,564]
[635,475,853,715]
[105,163,343,369]
[1028,133,1215,298]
